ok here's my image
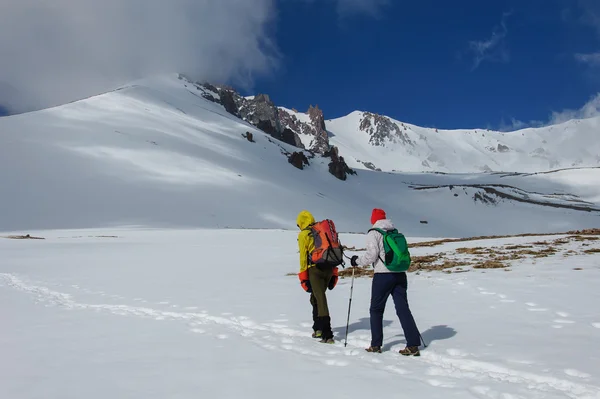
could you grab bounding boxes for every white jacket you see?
[356,219,399,274]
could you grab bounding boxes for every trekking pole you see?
[419,332,428,348]
[344,265,355,347]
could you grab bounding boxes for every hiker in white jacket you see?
[350,208,422,356]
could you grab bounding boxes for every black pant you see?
[370,272,420,347]
[309,266,333,339]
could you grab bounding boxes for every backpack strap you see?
[367,228,387,265]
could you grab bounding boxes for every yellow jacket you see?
[297,210,316,273]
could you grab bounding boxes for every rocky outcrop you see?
[242,132,255,142]
[327,146,356,181]
[180,77,355,181]
[359,112,413,147]
[307,105,329,154]
[497,144,510,153]
[288,151,309,170]
[196,82,333,154]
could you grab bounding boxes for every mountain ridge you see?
[0,73,598,235]
[176,74,600,175]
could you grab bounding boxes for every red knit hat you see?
[371,208,386,225]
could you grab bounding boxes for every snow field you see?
[1,228,599,399]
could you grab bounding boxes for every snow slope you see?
[324,111,600,173]
[0,74,598,236]
[1,228,599,399]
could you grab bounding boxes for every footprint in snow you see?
[564,369,591,379]
[446,348,468,357]
[508,359,535,366]
[342,349,361,357]
[553,319,575,324]
[240,330,254,337]
[427,379,455,388]
[323,359,348,367]
[386,365,408,375]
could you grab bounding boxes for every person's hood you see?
[372,219,395,230]
[296,210,315,230]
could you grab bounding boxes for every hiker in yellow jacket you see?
[297,210,338,343]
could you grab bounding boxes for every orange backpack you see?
[306,219,344,268]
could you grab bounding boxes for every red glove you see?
[328,267,339,290]
[298,270,311,292]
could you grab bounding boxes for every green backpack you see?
[368,228,411,272]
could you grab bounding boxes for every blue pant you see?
[370,272,421,348]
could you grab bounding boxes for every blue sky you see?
[245,0,600,130]
[1,0,599,131]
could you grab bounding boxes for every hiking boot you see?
[320,338,335,344]
[399,346,420,356]
[365,346,382,353]
[312,330,322,339]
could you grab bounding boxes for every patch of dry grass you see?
[455,247,490,255]
[584,248,600,254]
[473,260,506,269]
[2,234,45,240]
[505,245,534,250]
[339,267,373,278]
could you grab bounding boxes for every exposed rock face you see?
[307,105,329,154]
[196,82,331,154]
[288,151,309,170]
[327,146,356,181]
[358,112,413,147]
[242,132,255,142]
[497,144,510,153]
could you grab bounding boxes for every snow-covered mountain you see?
[0,73,598,236]
[324,110,599,174]
[2,74,600,399]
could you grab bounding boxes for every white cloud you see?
[498,117,544,132]
[575,52,600,66]
[499,93,600,131]
[467,11,512,70]
[0,0,278,113]
[549,93,600,124]
[334,0,391,18]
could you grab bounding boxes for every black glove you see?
[351,255,359,267]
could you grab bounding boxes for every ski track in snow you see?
[2,273,600,399]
